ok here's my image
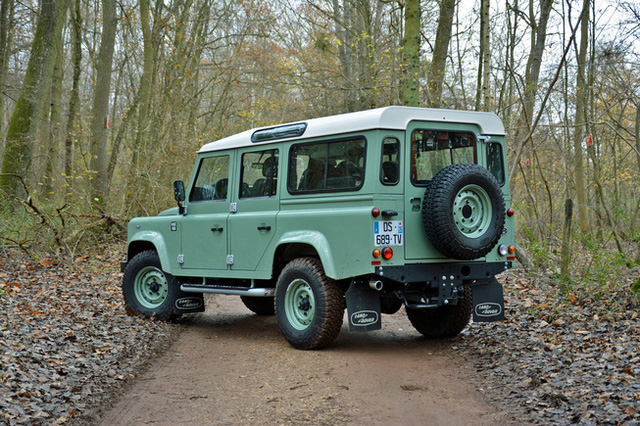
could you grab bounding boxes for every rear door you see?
[403,122,478,260]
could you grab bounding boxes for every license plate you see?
[373,221,403,246]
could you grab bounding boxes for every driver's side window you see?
[189,155,230,202]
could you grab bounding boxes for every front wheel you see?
[275,258,345,350]
[122,250,181,320]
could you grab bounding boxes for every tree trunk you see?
[507,0,553,181]
[560,199,574,282]
[63,0,83,194]
[42,21,66,198]
[481,0,491,111]
[401,0,420,107]
[0,0,66,200]
[89,0,117,207]
[0,0,14,141]
[427,0,454,108]
[573,0,589,231]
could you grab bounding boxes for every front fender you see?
[276,230,338,279]
[127,229,173,274]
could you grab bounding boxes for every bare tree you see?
[427,0,455,108]
[0,0,68,200]
[62,0,83,192]
[571,0,588,232]
[88,0,117,207]
[402,0,420,106]
[0,0,15,140]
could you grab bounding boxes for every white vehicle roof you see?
[198,106,505,153]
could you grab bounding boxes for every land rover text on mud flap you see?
[121,106,516,350]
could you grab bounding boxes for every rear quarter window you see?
[486,142,505,186]
[288,138,366,193]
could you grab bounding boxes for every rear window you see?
[411,130,475,185]
[288,138,366,193]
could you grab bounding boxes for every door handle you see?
[211,227,223,232]
[257,225,271,231]
[381,210,398,217]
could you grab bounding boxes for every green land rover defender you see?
[121,106,516,349]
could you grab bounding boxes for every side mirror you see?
[173,180,186,214]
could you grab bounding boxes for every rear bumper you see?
[374,261,511,283]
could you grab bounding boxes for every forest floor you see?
[0,246,639,425]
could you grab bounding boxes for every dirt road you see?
[97,295,514,425]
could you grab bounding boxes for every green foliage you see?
[519,225,639,308]
[520,225,554,268]
[314,35,332,53]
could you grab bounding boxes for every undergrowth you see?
[0,196,126,264]
[519,228,640,309]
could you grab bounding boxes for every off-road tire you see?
[406,285,472,338]
[241,296,275,315]
[122,250,181,320]
[380,294,403,315]
[422,163,505,260]
[275,257,345,350]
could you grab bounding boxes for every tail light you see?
[382,247,393,260]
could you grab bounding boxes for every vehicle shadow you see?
[177,295,460,354]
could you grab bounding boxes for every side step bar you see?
[180,283,275,297]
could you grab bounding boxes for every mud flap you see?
[345,282,381,332]
[471,276,504,322]
[174,291,205,314]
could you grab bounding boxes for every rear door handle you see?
[381,210,398,217]
[257,225,271,231]
[211,227,223,232]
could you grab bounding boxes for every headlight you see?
[498,244,508,256]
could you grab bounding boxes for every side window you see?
[486,142,505,186]
[380,137,400,185]
[240,149,279,198]
[189,155,229,202]
[411,130,475,185]
[288,138,365,193]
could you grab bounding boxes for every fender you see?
[127,229,174,274]
[275,230,338,279]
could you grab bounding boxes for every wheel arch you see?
[127,233,171,272]
[272,231,337,279]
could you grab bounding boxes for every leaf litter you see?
[0,247,181,425]
[458,268,640,425]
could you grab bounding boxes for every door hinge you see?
[177,254,184,264]
[226,254,234,265]
[229,202,237,213]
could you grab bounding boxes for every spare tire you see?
[422,163,505,260]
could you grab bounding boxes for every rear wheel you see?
[406,285,472,338]
[275,258,344,350]
[122,250,181,320]
[240,296,275,315]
